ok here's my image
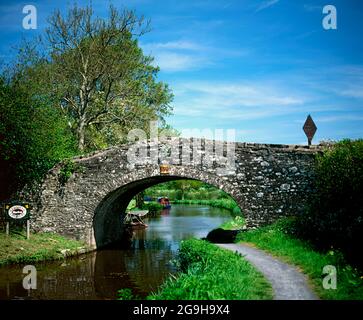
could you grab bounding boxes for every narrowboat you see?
[123,210,148,228]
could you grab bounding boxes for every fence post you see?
[26,220,30,239]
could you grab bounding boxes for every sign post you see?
[26,220,30,240]
[4,202,31,238]
[303,115,317,146]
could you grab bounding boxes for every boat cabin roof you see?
[126,210,148,217]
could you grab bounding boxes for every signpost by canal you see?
[3,202,32,239]
[303,115,317,146]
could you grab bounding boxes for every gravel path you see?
[216,243,318,300]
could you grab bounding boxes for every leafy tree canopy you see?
[9,4,173,152]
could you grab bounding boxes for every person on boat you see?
[157,197,171,209]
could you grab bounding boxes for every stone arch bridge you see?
[23,138,320,249]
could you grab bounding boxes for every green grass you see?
[236,219,363,300]
[147,238,273,300]
[173,199,243,216]
[220,216,245,230]
[0,230,86,266]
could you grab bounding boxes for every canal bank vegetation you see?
[292,139,363,269]
[126,199,164,214]
[173,199,243,216]
[148,239,273,300]
[237,219,363,300]
[219,215,245,230]
[143,180,244,217]
[0,229,86,266]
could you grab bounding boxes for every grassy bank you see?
[236,219,363,300]
[220,216,245,230]
[148,239,273,300]
[173,199,243,216]
[0,231,86,266]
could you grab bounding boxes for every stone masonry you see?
[22,138,321,249]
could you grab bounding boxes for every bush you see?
[117,288,140,300]
[141,202,164,213]
[232,206,242,216]
[58,159,76,185]
[148,239,272,300]
[293,139,363,268]
[174,189,183,200]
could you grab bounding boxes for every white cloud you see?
[172,81,305,119]
[340,88,363,99]
[169,64,363,125]
[141,39,248,72]
[141,40,210,72]
[189,83,303,106]
[255,0,279,12]
[302,65,363,100]
[154,52,206,72]
[303,4,322,12]
[142,40,205,51]
[316,115,363,123]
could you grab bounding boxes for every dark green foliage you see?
[0,79,76,199]
[145,180,232,201]
[58,159,76,185]
[142,202,164,213]
[117,288,140,300]
[173,199,242,216]
[148,239,272,300]
[293,139,363,267]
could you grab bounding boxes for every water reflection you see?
[0,204,231,300]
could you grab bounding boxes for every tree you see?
[0,78,76,199]
[158,124,181,138]
[166,180,204,200]
[12,4,173,152]
[135,191,145,208]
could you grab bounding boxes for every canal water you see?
[0,204,231,300]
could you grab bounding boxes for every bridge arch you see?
[93,166,246,248]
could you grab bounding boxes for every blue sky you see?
[0,0,362,144]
